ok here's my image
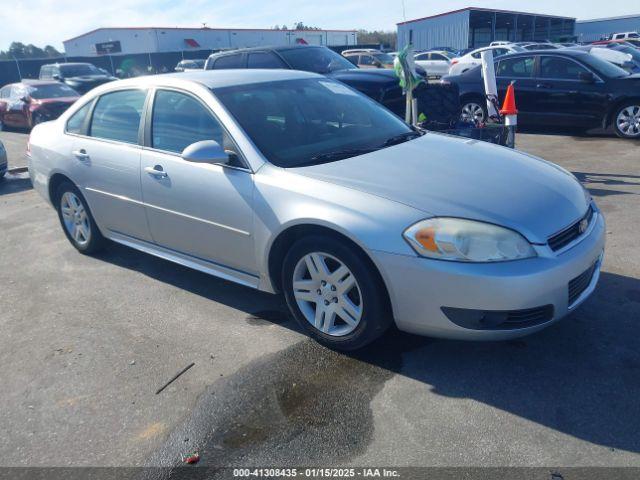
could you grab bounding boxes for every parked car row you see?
[443,49,640,139]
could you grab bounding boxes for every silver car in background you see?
[27,70,605,350]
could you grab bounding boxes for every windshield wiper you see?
[379,130,423,148]
[298,148,378,166]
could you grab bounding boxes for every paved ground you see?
[1,129,639,472]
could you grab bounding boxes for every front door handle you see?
[145,165,168,178]
[72,149,90,161]
[536,83,552,89]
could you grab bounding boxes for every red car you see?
[0,80,79,130]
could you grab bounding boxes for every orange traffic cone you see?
[500,83,518,116]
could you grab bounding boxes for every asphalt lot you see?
[1,129,639,473]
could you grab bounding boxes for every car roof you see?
[109,69,322,90]
[208,45,326,57]
[498,49,591,59]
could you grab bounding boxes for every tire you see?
[282,235,392,351]
[612,103,640,139]
[55,181,106,254]
[460,98,488,124]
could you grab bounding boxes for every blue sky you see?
[1,0,637,51]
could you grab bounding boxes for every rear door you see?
[71,88,152,241]
[139,88,256,275]
[495,55,537,122]
[534,55,607,128]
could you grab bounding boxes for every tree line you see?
[271,24,397,49]
[0,42,62,60]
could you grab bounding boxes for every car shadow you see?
[0,172,32,195]
[96,241,640,455]
[573,171,639,198]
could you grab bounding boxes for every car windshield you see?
[580,53,631,78]
[59,64,102,77]
[278,47,357,74]
[184,59,205,68]
[372,53,395,63]
[214,78,415,168]
[28,83,78,99]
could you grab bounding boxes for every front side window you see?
[214,78,412,168]
[359,55,375,66]
[277,47,355,74]
[539,57,588,80]
[497,57,534,77]
[66,102,93,134]
[90,89,146,144]
[59,64,102,77]
[247,52,286,69]
[151,90,231,155]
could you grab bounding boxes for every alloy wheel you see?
[461,102,485,123]
[60,191,91,246]
[292,252,363,337]
[616,105,640,138]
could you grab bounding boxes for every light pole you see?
[11,54,22,81]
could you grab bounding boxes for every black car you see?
[39,63,117,94]
[205,46,407,116]
[443,49,640,139]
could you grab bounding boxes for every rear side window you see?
[539,56,588,80]
[90,90,146,144]
[213,55,245,69]
[497,57,534,77]
[151,90,226,154]
[430,53,448,61]
[247,52,286,69]
[66,102,93,134]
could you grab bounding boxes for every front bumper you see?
[372,212,606,340]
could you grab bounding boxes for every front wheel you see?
[460,100,487,123]
[55,182,105,254]
[282,236,392,351]
[613,103,640,139]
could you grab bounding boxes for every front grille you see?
[441,305,554,330]
[568,261,597,306]
[548,206,594,252]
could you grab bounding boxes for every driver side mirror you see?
[374,60,383,68]
[20,96,30,103]
[182,140,229,165]
[52,74,61,81]
[579,71,595,83]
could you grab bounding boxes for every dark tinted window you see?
[66,102,93,134]
[539,56,589,80]
[29,83,78,99]
[278,47,355,73]
[151,90,227,154]
[90,90,146,144]
[59,64,102,77]
[359,54,376,65]
[430,53,448,61]
[247,52,286,69]
[496,56,534,77]
[213,55,245,69]
[414,53,429,61]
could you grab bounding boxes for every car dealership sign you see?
[95,41,122,55]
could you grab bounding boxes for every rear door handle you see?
[72,149,90,161]
[536,83,552,89]
[144,165,168,178]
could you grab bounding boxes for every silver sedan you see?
[27,70,605,350]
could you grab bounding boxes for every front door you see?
[495,55,538,124]
[533,55,608,128]
[140,89,256,275]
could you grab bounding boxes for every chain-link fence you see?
[0,44,381,87]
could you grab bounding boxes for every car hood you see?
[66,75,115,83]
[293,133,589,244]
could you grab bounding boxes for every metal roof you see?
[576,14,640,24]
[397,7,575,26]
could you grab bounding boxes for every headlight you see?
[403,218,536,262]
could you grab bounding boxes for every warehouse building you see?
[575,15,640,42]
[63,27,358,57]
[397,7,575,51]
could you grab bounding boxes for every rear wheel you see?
[460,99,487,123]
[613,103,640,139]
[55,182,105,254]
[282,236,392,351]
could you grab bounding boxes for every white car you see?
[413,50,452,78]
[449,45,524,76]
[608,32,640,41]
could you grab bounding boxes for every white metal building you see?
[575,15,640,42]
[397,8,575,51]
[63,27,358,57]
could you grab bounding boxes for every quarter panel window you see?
[89,90,146,144]
[539,56,588,80]
[496,57,534,77]
[151,90,226,154]
[66,102,93,134]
